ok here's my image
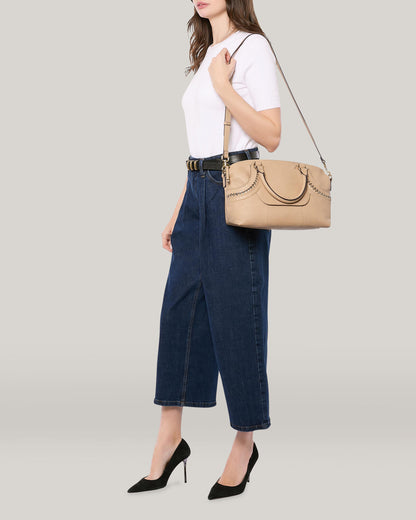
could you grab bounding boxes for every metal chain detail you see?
[226,164,331,200]
[226,171,260,198]
[307,178,331,199]
[295,164,331,200]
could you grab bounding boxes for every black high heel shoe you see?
[207,442,258,500]
[127,438,191,493]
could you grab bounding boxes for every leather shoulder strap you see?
[222,33,332,180]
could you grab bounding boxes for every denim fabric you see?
[153,147,272,431]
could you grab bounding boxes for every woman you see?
[128,0,281,499]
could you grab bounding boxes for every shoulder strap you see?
[222,33,332,181]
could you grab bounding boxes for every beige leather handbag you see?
[222,34,333,230]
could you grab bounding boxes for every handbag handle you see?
[222,33,333,185]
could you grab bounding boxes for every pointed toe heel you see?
[127,438,191,493]
[207,442,258,500]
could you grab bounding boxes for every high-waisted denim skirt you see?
[153,146,272,431]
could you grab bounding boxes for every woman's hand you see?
[208,48,236,94]
[162,179,187,253]
[161,220,175,253]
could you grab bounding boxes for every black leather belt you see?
[186,149,259,171]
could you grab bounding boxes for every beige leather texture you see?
[221,33,333,230]
[224,159,331,229]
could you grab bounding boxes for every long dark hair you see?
[185,0,271,76]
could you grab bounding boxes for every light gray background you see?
[1,1,415,518]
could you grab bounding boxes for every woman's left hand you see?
[208,48,236,94]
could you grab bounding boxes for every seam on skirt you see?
[180,279,202,404]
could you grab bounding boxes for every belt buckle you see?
[187,159,198,171]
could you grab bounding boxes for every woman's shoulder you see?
[241,32,270,49]
[236,32,273,54]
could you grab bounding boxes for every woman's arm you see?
[162,179,187,253]
[217,82,281,153]
[209,47,281,153]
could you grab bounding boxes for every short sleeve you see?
[240,34,281,111]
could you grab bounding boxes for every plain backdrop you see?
[0,1,415,519]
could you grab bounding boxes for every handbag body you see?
[221,33,333,230]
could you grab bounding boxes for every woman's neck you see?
[210,15,237,46]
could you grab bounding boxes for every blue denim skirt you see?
[153,147,272,431]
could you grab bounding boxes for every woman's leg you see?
[201,158,271,484]
[217,431,254,486]
[154,171,219,408]
[202,168,272,431]
[145,406,183,480]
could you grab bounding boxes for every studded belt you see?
[186,149,259,172]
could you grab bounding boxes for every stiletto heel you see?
[127,438,191,493]
[207,442,258,500]
[183,457,188,483]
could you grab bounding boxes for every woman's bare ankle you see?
[234,431,254,447]
[155,434,182,448]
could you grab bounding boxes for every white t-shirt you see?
[181,30,281,158]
